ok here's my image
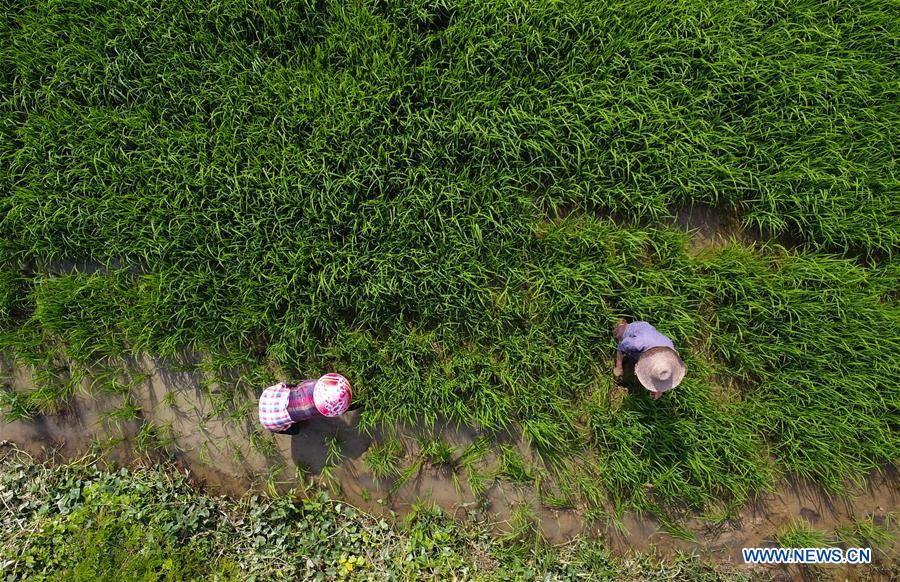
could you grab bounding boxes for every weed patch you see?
[0,445,752,580]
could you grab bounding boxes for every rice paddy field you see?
[1,0,898,552]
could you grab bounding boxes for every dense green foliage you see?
[1,0,898,517]
[0,446,747,581]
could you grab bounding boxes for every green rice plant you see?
[161,390,178,409]
[774,520,833,548]
[390,458,424,496]
[294,463,314,497]
[463,469,488,503]
[700,504,738,529]
[497,445,534,486]
[87,435,126,457]
[25,365,82,415]
[230,443,246,467]
[134,421,177,454]
[323,434,343,468]
[197,442,212,466]
[264,464,284,498]
[205,385,243,422]
[319,464,342,496]
[835,514,896,552]
[0,271,21,323]
[500,503,544,547]
[584,508,627,536]
[248,428,279,458]
[449,471,463,496]
[86,365,149,397]
[0,387,37,422]
[28,273,135,363]
[99,401,142,430]
[418,436,457,470]
[363,437,405,480]
[226,400,255,424]
[657,517,696,542]
[574,471,611,521]
[458,436,491,473]
[539,491,574,511]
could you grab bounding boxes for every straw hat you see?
[634,347,686,394]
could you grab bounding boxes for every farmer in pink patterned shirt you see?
[259,373,353,435]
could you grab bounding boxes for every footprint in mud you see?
[799,507,821,524]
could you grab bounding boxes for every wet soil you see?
[669,203,801,254]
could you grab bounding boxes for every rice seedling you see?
[294,463,314,497]
[134,421,177,454]
[466,468,491,502]
[539,488,574,511]
[25,365,82,415]
[835,514,897,552]
[584,508,627,537]
[500,503,544,547]
[99,401,142,430]
[458,437,491,473]
[226,400,255,425]
[85,365,149,397]
[418,436,457,470]
[390,459,424,496]
[700,504,738,529]
[319,465,342,496]
[773,520,834,548]
[323,434,343,468]
[0,388,36,422]
[363,437,405,480]
[161,390,178,409]
[264,464,284,498]
[90,434,127,455]
[230,443,247,467]
[497,445,535,486]
[197,442,212,466]
[248,428,279,458]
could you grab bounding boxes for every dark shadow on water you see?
[288,410,374,475]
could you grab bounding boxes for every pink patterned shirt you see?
[258,380,321,432]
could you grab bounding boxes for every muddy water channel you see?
[1,353,896,579]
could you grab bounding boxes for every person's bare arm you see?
[614,349,624,377]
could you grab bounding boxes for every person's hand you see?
[650,390,661,400]
[614,364,623,377]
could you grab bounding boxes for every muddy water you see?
[1,354,896,579]
[669,203,801,253]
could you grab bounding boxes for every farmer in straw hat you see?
[259,373,353,435]
[613,319,686,400]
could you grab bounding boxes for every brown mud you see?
[669,203,801,253]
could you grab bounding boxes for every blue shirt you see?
[617,321,675,358]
